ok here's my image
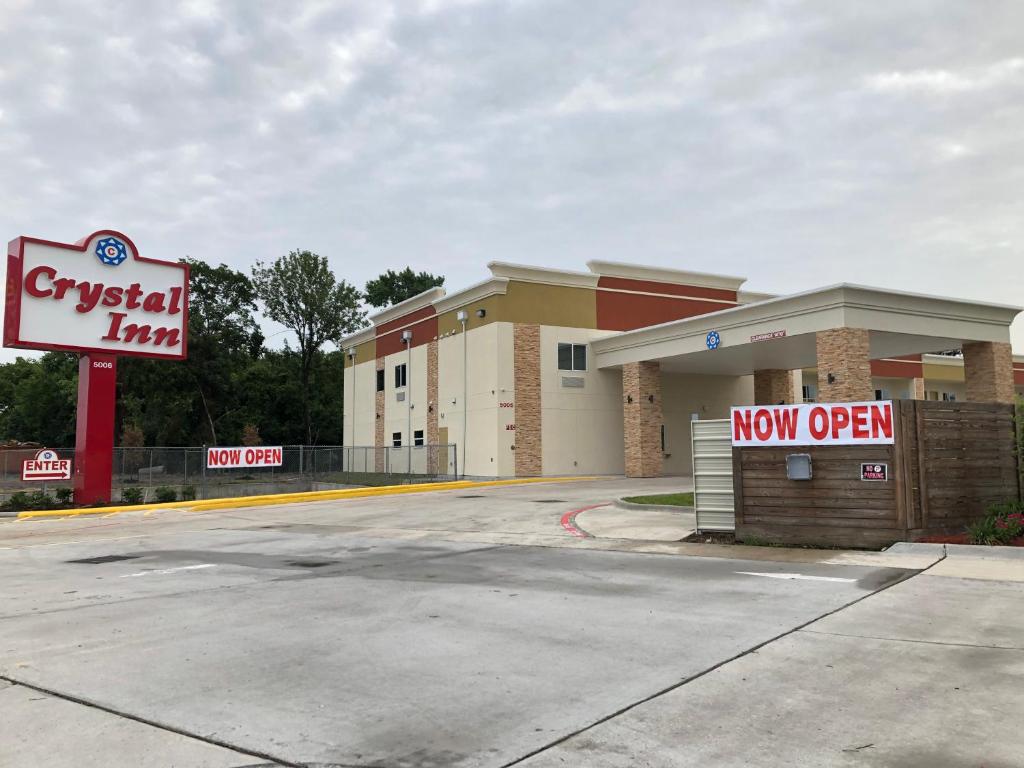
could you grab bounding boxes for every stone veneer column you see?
[962,341,1015,404]
[753,369,795,405]
[912,377,926,400]
[623,361,663,478]
[513,324,542,476]
[815,328,873,403]
[374,356,385,473]
[427,340,439,473]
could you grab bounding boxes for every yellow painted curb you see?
[16,476,598,520]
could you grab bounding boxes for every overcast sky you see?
[2,0,1022,362]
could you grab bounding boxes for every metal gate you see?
[691,419,735,531]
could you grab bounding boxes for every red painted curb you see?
[560,503,608,538]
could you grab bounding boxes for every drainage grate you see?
[66,555,141,565]
[457,495,486,499]
[287,560,334,568]
[533,499,566,504]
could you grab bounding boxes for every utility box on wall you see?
[732,400,1020,548]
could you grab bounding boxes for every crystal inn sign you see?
[4,230,189,504]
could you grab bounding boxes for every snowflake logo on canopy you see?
[706,330,721,350]
[95,237,128,266]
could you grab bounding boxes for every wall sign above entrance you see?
[750,330,786,343]
[731,401,895,447]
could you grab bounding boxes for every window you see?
[392,432,402,447]
[376,369,385,392]
[414,430,424,447]
[557,343,587,371]
[874,389,885,401]
[942,392,956,402]
[395,363,407,388]
[801,384,816,403]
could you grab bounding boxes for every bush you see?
[55,487,73,505]
[6,492,32,511]
[968,500,1024,545]
[180,485,197,501]
[153,486,177,503]
[121,487,144,505]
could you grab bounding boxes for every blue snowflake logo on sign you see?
[706,330,721,350]
[95,237,128,266]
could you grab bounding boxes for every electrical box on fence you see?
[785,453,812,481]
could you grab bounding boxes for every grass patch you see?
[622,491,694,507]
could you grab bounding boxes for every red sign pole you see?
[73,353,118,505]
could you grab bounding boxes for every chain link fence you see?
[0,444,458,505]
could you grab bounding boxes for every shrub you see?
[6,492,32,511]
[153,486,177,503]
[121,487,144,504]
[180,485,197,501]
[55,487,73,505]
[26,490,54,510]
[968,500,1024,545]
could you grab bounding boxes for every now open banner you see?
[206,446,284,469]
[731,401,895,447]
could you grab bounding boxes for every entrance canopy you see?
[592,284,1021,375]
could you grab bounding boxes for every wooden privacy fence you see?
[733,400,1021,548]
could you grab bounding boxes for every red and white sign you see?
[206,446,283,469]
[22,448,72,481]
[5,231,189,360]
[731,401,895,447]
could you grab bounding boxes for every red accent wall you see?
[595,277,738,332]
[375,305,437,357]
[870,355,924,379]
[1014,366,1024,386]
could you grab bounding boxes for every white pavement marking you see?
[736,571,857,583]
[120,564,217,578]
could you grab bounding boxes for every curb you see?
[613,498,695,514]
[16,476,597,520]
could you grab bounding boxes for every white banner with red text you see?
[205,446,284,469]
[730,401,895,447]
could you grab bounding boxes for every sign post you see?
[4,230,188,506]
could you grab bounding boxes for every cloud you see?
[864,58,1024,94]
[0,0,1021,361]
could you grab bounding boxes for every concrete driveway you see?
[1,478,1020,767]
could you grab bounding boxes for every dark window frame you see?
[414,430,425,447]
[395,363,407,388]
[392,432,402,447]
[557,342,587,372]
[376,369,385,392]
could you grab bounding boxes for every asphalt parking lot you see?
[1,478,1022,768]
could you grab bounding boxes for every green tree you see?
[252,250,364,443]
[0,353,78,446]
[364,267,445,308]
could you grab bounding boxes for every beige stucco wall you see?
[437,322,516,477]
[661,373,754,475]
[343,360,379,463]
[539,325,625,476]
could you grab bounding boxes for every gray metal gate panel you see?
[691,419,734,531]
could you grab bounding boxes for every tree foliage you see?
[252,250,365,443]
[364,267,445,308]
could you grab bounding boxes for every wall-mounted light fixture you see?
[475,308,486,318]
[456,310,468,322]
[627,395,633,404]
[401,330,413,343]
[827,373,836,384]
[346,346,356,359]
[648,394,655,403]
